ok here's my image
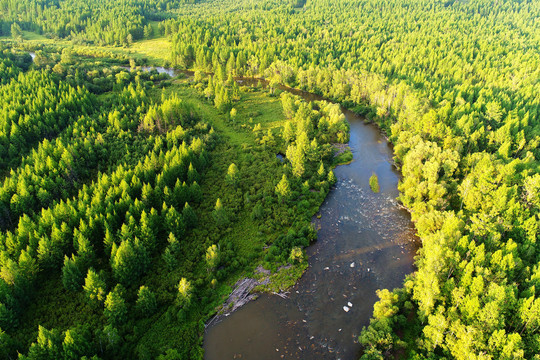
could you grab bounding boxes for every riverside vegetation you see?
[1,0,540,359]
[0,44,346,358]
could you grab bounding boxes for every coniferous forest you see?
[0,0,539,359]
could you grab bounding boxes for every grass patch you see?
[334,149,353,165]
[22,31,48,41]
[369,172,380,193]
[129,38,171,65]
[254,262,308,293]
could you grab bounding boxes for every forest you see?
[1,0,539,359]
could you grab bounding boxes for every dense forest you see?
[0,39,346,358]
[1,0,539,359]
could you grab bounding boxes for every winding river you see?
[120,66,419,359]
[36,58,418,358]
[203,86,419,358]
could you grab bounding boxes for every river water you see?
[204,89,418,358]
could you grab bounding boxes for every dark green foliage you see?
[62,255,84,291]
[136,286,157,316]
[104,285,128,326]
[110,239,149,287]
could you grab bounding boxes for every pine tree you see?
[110,239,149,286]
[182,203,197,229]
[62,327,91,360]
[226,163,239,186]
[212,198,229,227]
[83,269,106,303]
[136,285,157,316]
[62,255,83,291]
[205,245,219,271]
[275,174,291,200]
[176,278,192,307]
[187,163,199,184]
[104,286,127,326]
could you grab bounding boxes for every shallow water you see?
[204,102,418,359]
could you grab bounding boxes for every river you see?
[29,55,418,358]
[203,87,418,358]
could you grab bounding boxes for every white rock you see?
[348,302,353,307]
[350,262,355,268]
[343,306,350,312]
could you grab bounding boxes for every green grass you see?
[129,38,171,65]
[1,30,172,66]
[254,262,308,293]
[369,172,380,193]
[22,31,48,41]
[233,89,285,130]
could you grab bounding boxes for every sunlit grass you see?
[1,30,171,66]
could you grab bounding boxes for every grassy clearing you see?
[233,89,285,130]
[1,31,172,66]
[22,31,48,41]
[129,38,171,65]
[164,81,255,146]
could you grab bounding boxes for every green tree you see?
[10,23,22,42]
[182,202,197,229]
[83,269,106,303]
[226,163,239,186]
[62,255,84,292]
[136,285,157,316]
[205,244,219,271]
[176,277,192,307]
[275,174,291,200]
[212,198,229,227]
[104,286,127,326]
[110,238,149,286]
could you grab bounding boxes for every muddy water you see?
[204,91,419,359]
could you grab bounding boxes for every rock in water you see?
[348,302,353,307]
[343,306,350,312]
